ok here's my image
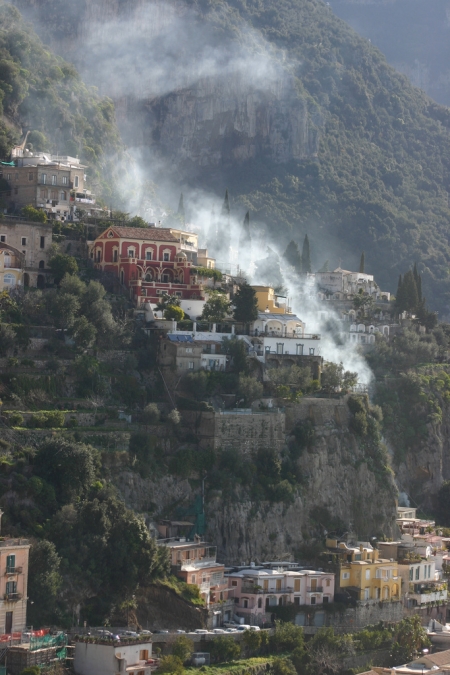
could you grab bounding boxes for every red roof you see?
[104,226,179,242]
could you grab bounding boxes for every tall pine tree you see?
[359,251,365,274]
[177,193,185,225]
[239,211,252,254]
[301,234,311,275]
[283,240,302,274]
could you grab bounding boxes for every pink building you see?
[227,567,335,625]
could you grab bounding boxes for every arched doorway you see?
[23,273,30,288]
[37,274,45,289]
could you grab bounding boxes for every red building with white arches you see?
[90,225,206,305]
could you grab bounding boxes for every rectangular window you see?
[191,575,196,583]
[231,580,238,587]
[294,597,300,605]
[188,362,194,369]
[41,173,46,184]
[51,190,57,200]
[6,581,17,596]
[309,348,315,355]
[276,343,284,355]
[326,579,331,587]
[21,238,26,246]
[429,564,432,579]
[310,596,316,605]
[409,568,413,581]
[60,191,67,201]
[40,236,45,249]
[6,555,15,573]
[296,344,304,355]
[28,172,33,181]
[163,252,169,261]
[342,572,350,580]
[128,250,134,258]
[113,250,118,262]
[415,567,420,580]
[14,187,18,195]
[74,175,79,188]
[276,579,282,591]
[51,175,56,185]
[62,176,68,185]
[365,570,370,580]
[0,236,5,243]
[6,173,11,181]
[175,291,182,297]
[15,172,18,181]
[294,579,300,592]
[163,274,169,283]
[186,348,192,353]
[141,289,146,296]
[146,251,152,260]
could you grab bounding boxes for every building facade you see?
[0,219,53,288]
[3,153,92,220]
[227,567,335,626]
[325,539,401,603]
[158,335,227,373]
[90,226,207,305]
[74,639,153,675]
[0,539,30,636]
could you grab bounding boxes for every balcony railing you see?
[5,567,22,575]
[4,593,22,602]
[176,556,217,570]
[307,586,323,593]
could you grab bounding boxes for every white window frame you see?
[74,175,79,188]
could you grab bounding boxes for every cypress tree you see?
[301,234,311,275]
[402,270,419,312]
[318,260,329,273]
[283,240,302,274]
[239,211,252,253]
[359,251,365,274]
[177,193,185,225]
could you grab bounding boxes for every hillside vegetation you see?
[0,3,121,200]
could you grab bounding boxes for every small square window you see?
[0,235,5,243]
[21,237,27,246]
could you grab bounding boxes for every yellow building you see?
[0,244,24,292]
[252,286,291,314]
[326,539,401,602]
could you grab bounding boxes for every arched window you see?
[96,250,101,262]
[145,272,153,282]
[3,273,15,286]
[38,260,45,269]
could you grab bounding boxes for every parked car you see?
[95,630,114,638]
[175,630,186,634]
[248,626,261,631]
[122,631,139,637]
[236,625,251,631]
[225,628,238,633]
[139,630,152,636]
[211,628,225,634]
[194,629,209,634]
[154,630,169,634]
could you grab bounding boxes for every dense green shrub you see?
[29,410,65,428]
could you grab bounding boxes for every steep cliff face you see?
[139,76,319,168]
[108,399,398,563]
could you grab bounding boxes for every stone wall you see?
[213,411,285,452]
[285,397,349,433]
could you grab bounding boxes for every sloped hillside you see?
[0,3,122,199]
[12,0,450,315]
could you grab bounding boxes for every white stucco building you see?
[74,639,154,675]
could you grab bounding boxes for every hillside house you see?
[0,512,30,638]
[158,335,227,372]
[0,218,52,288]
[90,225,208,305]
[74,638,154,675]
[160,539,233,625]
[227,566,334,626]
[325,538,401,603]
[3,153,97,220]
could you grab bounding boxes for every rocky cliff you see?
[109,398,398,563]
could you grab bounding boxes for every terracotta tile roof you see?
[427,650,450,667]
[108,226,179,242]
